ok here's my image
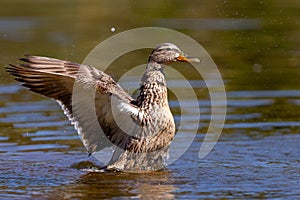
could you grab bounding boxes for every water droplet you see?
[110,27,116,32]
[253,63,262,73]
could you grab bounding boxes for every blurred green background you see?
[1,0,299,91]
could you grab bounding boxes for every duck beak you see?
[176,54,200,63]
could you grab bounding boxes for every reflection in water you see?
[0,17,39,42]
[42,171,176,199]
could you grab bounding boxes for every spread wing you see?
[6,55,141,155]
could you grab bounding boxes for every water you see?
[1,0,300,199]
[1,84,300,199]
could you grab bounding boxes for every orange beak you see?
[176,55,200,63]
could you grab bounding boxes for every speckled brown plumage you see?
[6,43,198,171]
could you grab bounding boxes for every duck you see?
[6,43,199,171]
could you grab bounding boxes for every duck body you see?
[6,43,196,171]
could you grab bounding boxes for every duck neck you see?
[136,62,168,108]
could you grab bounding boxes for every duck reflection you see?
[45,169,177,199]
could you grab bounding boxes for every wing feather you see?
[6,55,139,154]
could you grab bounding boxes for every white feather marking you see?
[56,100,90,148]
[118,102,139,116]
[56,100,82,135]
